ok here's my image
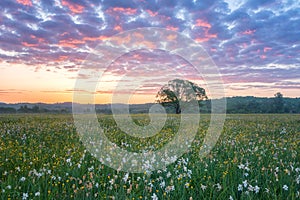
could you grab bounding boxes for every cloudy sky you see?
[0,0,299,103]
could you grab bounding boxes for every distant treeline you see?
[1,96,300,114]
[0,105,69,114]
[201,96,300,114]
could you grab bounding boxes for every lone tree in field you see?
[156,79,207,114]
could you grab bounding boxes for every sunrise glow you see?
[1,0,299,104]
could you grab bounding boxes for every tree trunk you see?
[175,103,181,114]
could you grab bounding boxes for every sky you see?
[0,0,300,104]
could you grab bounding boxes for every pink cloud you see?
[83,35,109,41]
[16,0,32,6]
[132,32,144,40]
[166,26,178,31]
[22,42,38,47]
[146,9,158,17]
[195,33,217,43]
[260,55,266,59]
[55,55,68,62]
[61,0,84,14]
[194,19,217,42]
[110,35,132,45]
[30,35,45,43]
[114,25,123,31]
[264,47,272,52]
[107,7,137,15]
[58,38,85,48]
[195,19,212,28]
[167,34,177,40]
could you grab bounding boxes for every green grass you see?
[0,114,299,199]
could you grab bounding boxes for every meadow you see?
[0,114,299,199]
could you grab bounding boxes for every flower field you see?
[0,114,299,199]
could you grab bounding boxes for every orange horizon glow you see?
[1,62,299,104]
[1,88,300,104]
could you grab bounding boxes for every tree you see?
[32,105,40,113]
[18,105,29,113]
[155,79,207,114]
[0,107,16,113]
[274,92,284,113]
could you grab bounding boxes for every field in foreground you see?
[0,114,299,199]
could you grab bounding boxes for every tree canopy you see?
[155,79,207,114]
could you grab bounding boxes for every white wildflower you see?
[216,183,222,191]
[265,188,269,193]
[238,184,243,191]
[160,181,165,188]
[238,164,245,169]
[22,193,28,200]
[280,127,286,134]
[254,185,260,193]
[88,166,94,171]
[296,175,300,184]
[185,182,190,188]
[282,185,288,191]
[123,173,129,182]
[151,193,158,200]
[248,184,254,192]
[109,179,115,185]
[243,180,248,188]
[165,185,175,193]
[166,171,172,178]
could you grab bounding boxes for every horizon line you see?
[1,95,299,105]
